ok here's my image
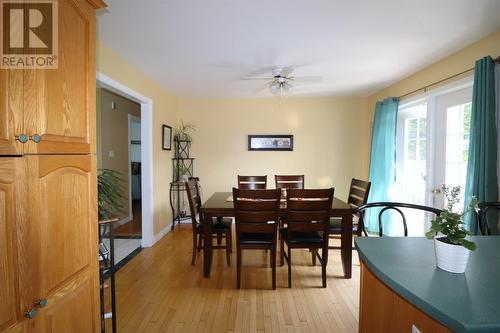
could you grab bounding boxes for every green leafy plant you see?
[425,185,477,251]
[174,120,195,142]
[97,168,126,219]
[175,164,191,180]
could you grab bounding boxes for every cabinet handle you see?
[35,298,48,308]
[15,134,28,143]
[29,134,42,143]
[25,308,37,319]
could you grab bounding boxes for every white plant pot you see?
[434,237,470,273]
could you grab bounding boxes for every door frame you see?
[128,114,141,223]
[397,75,473,210]
[97,72,155,248]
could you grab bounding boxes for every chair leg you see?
[225,233,231,267]
[237,247,242,289]
[271,247,276,290]
[287,246,292,288]
[312,248,317,266]
[217,234,222,245]
[197,233,203,252]
[191,233,198,265]
[280,236,285,266]
[228,229,233,253]
[322,247,328,288]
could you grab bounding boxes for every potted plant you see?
[174,120,195,141]
[174,120,195,158]
[175,164,191,182]
[425,185,477,273]
[97,168,126,219]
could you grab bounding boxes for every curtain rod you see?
[397,55,500,100]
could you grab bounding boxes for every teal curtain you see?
[366,98,399,234]
[464,56,498,234]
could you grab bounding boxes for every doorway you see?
[395,78,473,235]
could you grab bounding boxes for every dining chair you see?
[185,178,232,266]
[476,202,500,235]
[280,188,334,288]
[237,175,267,189]
[275,175,305,189]
[328,178,371,249]
[356,202,443,236]
[233,188,281,289]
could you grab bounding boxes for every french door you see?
[395,82,472,236]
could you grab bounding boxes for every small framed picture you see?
[248,135,294,151]
[162,125,172,150]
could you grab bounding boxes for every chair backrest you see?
[286,188,334,237]
[238,175,267,189]
[356,202,443,237]
[476,202,500,235]
[348,178,371,209]
[232,188,281,236]
[275,175,305,189]
[185,179,202,230]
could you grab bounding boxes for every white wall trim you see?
[153,223,172,244]
[97,72,155,248]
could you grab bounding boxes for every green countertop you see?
[355,237,500,333]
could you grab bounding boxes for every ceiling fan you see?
[241,66,322,95]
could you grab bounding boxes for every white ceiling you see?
[97,0,500,99]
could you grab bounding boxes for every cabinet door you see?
[0,158,29,332]
[0,69,24,155]
[24,0,97,154]
[27,155,100,332]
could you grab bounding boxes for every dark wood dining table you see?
[200,192,354,279]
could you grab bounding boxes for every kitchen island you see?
[355,237,500,333]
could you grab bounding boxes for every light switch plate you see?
[109,150,114,158]
[412,325,422,333]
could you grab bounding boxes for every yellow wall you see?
[369,31,500,106]
[178,97,371,199]
[96,42,178,235]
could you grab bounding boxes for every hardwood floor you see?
[114,200,142,237]
[105,224,360,332]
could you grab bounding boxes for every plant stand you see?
[98,217,119,333]
[170,138,195,230]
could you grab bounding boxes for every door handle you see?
[431,188,441,194]
[15,134,28,143]
[25,308,37,319]
[29,134,42,143]
[35,298,48,308]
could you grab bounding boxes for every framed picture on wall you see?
[248,135,294,151]
[162,125,172,150]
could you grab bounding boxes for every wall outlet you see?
[412,325,422,333]
[109,150,114,158]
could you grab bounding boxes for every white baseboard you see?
[151,223,172,246]
[113,215,132,229]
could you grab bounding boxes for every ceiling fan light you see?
[270,82,280,94]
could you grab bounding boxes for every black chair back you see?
[237,175,267,189]
[476,202,500,235]
[232,188,281,236]
[275,175,305,189]
[356,202,443,236]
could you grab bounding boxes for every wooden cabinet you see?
[1,0,100,155]
[0,70,23,155]
[359,263,451,333]
[0,159,27,333]
[27,155,100,332]
[0,1,106,332]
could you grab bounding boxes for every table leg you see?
[341,212,352,279]
[203,212,213,277]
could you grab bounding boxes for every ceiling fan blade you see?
[240,77,273,81]
[290,76,323,83]
[272,66,294,77]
